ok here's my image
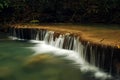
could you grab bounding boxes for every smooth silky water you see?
[0,31,114,80]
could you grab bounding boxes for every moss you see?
[23,54,62,71]
[0,67,15,80]
[30,20,39,24]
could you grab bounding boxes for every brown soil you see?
[9,24,120,48]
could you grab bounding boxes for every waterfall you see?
[43,31,109,72]
[8,28,47,41]
[8,27,120,79]
[36,30,39,40]
[54,35,64,48]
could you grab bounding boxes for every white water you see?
[9,29,112,80]
[29,31,112,80]
[30,40,111,80]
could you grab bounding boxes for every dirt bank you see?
[9,24,120,48]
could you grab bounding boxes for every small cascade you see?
[35,30,39,40]
[44,31,54,45]
[44,31,75,50]
[54,35,64,48]
[7,27,120,78]
[8,27,47,41]
[43,31,120,76]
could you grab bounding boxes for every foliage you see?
[0,0,10,11]
[0,0,120,24]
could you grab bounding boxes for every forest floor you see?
[9,23,120,48]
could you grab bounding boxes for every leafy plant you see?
[0,0,10,11]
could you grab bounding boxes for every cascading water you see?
[42,31,112,78]
[8,27,120,80]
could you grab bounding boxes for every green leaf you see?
[0,3,3,9]
[4,2,8,7]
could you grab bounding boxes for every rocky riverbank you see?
[7,24,120,49]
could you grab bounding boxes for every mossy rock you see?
[0,67,15,80]
[23,54,63,70]
[30,20,39,23]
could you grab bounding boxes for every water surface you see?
[0,32,114,80]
